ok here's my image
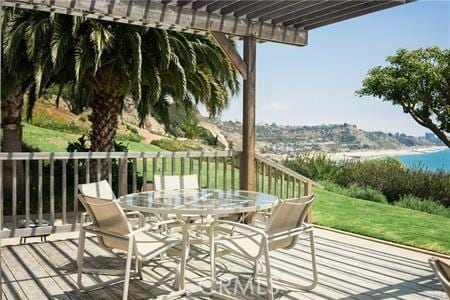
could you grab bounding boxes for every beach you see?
[329,146,448,161]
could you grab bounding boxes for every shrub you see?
[116,133,142,143]
[284,154,342,181]
[286,155,450,205]
[322,181,387,204]
[335,157,450,204]
[151,139,201,151]
[394,195,450,217]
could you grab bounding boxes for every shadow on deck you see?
[1,228,447,299]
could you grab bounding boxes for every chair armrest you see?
[127,225,152,237]
[268,225,312,242]
[211,220,267,238]
[125,211,145,227]
[84,224,130,241]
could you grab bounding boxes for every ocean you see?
[396,149,450,171]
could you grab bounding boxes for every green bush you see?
[284,154,342,181]
[395,195,450,217]
[116,133,142,143]
[151,139,200,151]
[322,181,388,204]
[285,155,450,205]
[30,113,89,134]
[335,157,450,204]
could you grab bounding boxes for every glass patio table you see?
[119,189,279,217]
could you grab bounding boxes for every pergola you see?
[0,0,412,191]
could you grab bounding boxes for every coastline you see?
[329,146,448,161]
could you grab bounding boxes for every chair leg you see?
[122,238,134,300]
[308,230,318,290]
[259,230,318,291]
[136,259,143,280]
[210,227,216,291]
[77,227,86,289]
[263,246,274,300]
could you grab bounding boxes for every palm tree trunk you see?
[89,92,121,181]
[1,85,25,215]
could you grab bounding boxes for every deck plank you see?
[1,228,447,300]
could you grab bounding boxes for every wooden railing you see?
[0,151,240,238]
[0,151,317,238]
[255,154,320,200]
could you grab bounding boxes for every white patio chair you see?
[153,174,199,191]
[429,257,450,297]
[209,195,318,300]
[77,195,189,300]
[78,180,116,199]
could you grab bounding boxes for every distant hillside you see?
[211,121,443,155]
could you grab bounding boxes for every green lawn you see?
[313,188,450,255]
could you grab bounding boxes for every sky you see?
[203,0,450,137]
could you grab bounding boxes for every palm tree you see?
[48,14,239,178]
[1,8,51,153]
[1,8,53,200]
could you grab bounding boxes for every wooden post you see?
[304,181,313,223]
[240,35,256,192]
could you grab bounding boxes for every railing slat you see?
[198,156,202,187]
[152,157,157,179]
[223,157,227,189]
[189,158,193,175]
[231,156,235,190]
[292,176,295,198]
[206,157,210,188]
[281,172,284,199]
[12,160,17,228]
[85,158,90,183]
[62,159,67,224]
[25,160,30,227]
[171,156,175,175]
[268,166,272,194]
[96,158,101,182]
[38,160,43,226]
[143,158,147,191]
[181,157,185,175]
[132,158,137,192]
[256,160,259,191]
[50,159,55,226]
[261,163,266,193]
[108,158,112,185]
[214,157,218,189]
[74,159,79,223]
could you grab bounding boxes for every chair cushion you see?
[134,231,182,261]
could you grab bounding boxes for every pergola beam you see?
[210,31,248,80]
[1,0,308,46]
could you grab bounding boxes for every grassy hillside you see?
[313,188,450,255]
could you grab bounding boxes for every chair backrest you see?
[79,195,131,251]
[265,195,316,250]
[78,180,116,200]
[430,258,450,297]
[153,175,199,191]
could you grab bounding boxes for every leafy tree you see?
[357,47,450,147]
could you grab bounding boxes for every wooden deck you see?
[1,227,447,299]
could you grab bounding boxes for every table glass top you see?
[119,189,278,214]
